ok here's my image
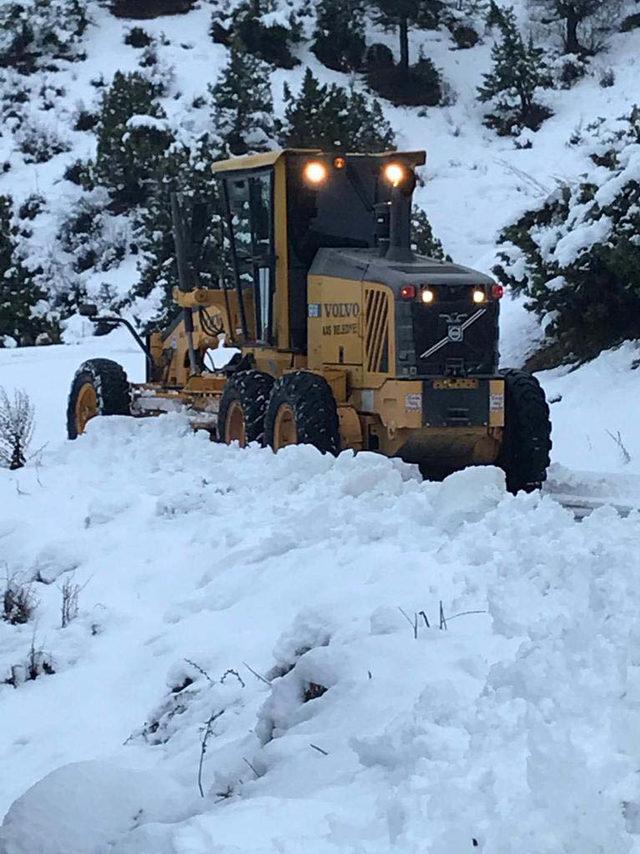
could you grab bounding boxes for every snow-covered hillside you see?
[1,0,640,352]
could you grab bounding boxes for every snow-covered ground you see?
[1,333,640,853]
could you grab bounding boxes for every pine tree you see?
[0,0,88,69]
[0,196,50,346]
[95,71,174,210]
[477,5,552,135]
[281,68,395,151]
[210,47,277,156]
[132,137,229,328]
[527,0,622,55]
[411,207,447,259]
[312,0,366,72]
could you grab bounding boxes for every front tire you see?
[67,358,130,440]
[218,370,274,446]
[264,371,340,455]
[498,369,552,494]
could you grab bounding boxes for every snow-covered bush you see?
[137,43,175,96]
[0,387,35,470]
[2,577,37,624]
[311,0,366,72]
[367,53,444,108]
[58,195,128,274]
[0,0,88,70]
[210,0,301,69]
[124,26,153,47]
[494,107,640,361]
[281,67,395,151]
[94,71,174,210]
[548,52,589,89]
[15,118,71,163]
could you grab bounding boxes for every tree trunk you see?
[399,16,409,71]
[565,11,580,54]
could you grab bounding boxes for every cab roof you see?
[210,148,427,174]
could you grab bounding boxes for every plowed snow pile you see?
[1,415,640,853]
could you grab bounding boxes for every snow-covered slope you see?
[1,339,640,853]
[2,1,640,354]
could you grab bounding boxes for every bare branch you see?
[242,661,271,685]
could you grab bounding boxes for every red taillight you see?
[400,284,416,300]
[491,283,504,300]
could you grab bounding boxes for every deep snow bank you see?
[1,416,640,853]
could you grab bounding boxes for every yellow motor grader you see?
[67,149,551,492]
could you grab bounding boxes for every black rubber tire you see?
[217,370,275,445]
[67,358,131,440]
[264,371,340,455]
[498,368,552,494]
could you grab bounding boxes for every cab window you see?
[223,169,274,344]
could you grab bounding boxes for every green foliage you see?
[494,108,640,362]
[478,5,552,135]
[0,0,88,69]
[312,0,366,72]
[281,68,395,151]
[95,71,174,210]
[210,47,277,156]
[124,27,153,48]
[210,0,300,68]
[367,54,442,107]
[0,196,51,346]
[411,206,448,259]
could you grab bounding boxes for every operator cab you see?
[213,149,424,350]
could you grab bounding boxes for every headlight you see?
[472,288,486,304]
[303,160,328,185]
[421,288,435,304]
[383,162,407,187]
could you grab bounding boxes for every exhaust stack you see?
[385,185,414,263]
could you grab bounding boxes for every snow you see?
[1,337,640,852]
[2,2,640,850]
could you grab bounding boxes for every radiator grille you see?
[365,288,390,373]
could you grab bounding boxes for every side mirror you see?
[78,303,98,318]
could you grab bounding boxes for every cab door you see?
[221,169,275,345]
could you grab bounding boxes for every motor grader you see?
[67,148,551,492]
